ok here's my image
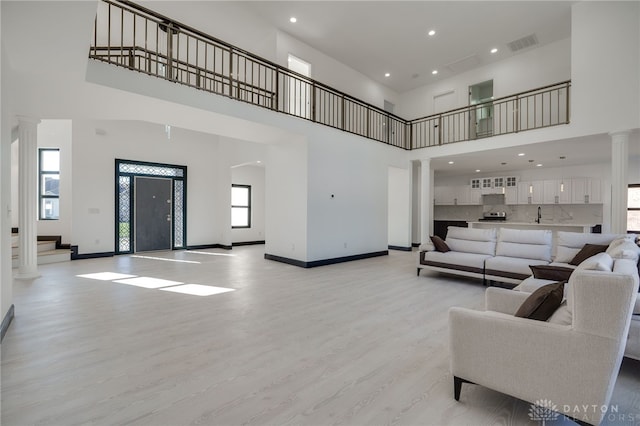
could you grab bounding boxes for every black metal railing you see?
[90,0,570,151]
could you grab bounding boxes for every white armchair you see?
[449,261,639,426]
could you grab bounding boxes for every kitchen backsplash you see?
[434,204,603,224]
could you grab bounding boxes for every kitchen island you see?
[467,221,598,233]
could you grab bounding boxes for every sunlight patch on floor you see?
[114,277,184,289]
[130,255,201,264]
[77,271,234,296]
[76,272,137,281]
[185,251,237,257]
[159,284,236,296]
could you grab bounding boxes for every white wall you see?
[139,1,278,61]
[1,12,14,325]
[265,138,308,261]
[231,165,265,243]
[305,126,407,262]
[388,166,411,248]
[571,1,640,135]
[137,2,399,113]
[71,119,234,254]
[275,31,399,110]
[397,38,571,120]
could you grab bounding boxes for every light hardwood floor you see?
[2,246,639,425]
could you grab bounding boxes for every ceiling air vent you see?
[507,34,539,52]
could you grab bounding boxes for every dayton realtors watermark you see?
[529,399,639,424]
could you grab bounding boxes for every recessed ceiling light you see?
[490,48,498,54]
[475,169,481,173]
[559,156,566,159]
[501,162,507,165]
[528,159,534,163]
[536,163,543,167]
[432,70,438,75]
[428,30,436,36]
[289,17,297,23]
[518,153,525,156]
[448,161,454,165]
[384,72,390,77]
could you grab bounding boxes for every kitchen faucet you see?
[536,206,542,224]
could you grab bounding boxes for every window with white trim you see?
[628,184,640,232]
[231,185,251,228]
[39,148,60,220]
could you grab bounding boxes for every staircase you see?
[11,234,72,267]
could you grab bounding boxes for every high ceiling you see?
[243,1,574,92]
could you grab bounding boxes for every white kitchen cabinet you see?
[434,185,454,205]
[505,186,518,205]
[436,184,482,205]
[571,178,602,204]
[481,177,494,194]
[518,181,543,204]
[542,180,572,204]
[457,185,482,205]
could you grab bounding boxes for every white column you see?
[15,116,40,280]
[610,130,630,234]
[420,159,434,243]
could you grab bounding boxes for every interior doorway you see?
[469,80,494,139]
[287,54,311,118]
[134,177,172,252]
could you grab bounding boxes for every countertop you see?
[467,221,597,228]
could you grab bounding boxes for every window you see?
[231,185,251,228]
[39,148,60,220]
[628,184,640,232]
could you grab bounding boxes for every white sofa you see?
[418,227,636,286]
[449,254,640,425]
[484,228,553,284]
[516,250,640,361]
[418,227,497,282]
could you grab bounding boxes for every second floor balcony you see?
[90,0,571,151]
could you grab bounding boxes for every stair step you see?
[12,249,71,268]
[11,240,58,256]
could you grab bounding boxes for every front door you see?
[135,177,172,252]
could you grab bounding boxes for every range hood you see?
[482,193,506,205]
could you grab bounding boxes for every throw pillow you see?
[515,282,565,321]
[529,265,574,282]
[430,235,450,253]
[569,243,609,266]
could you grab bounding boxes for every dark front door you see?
[135,177,172,252]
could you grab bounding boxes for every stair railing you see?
[90,0,570,151]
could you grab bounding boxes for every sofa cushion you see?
[574,252,614,272]
[569,244,609,266]
[566,256,636,317]
[445,227,497,256]
[515,282,564,321]
[529,265,574,282]
[495,228,552,261]
[635,296,640,316]
[485,256,549,280]
[554,231,633,263]
[515,277,557,293]
[421,251,491,274]
[548,302,572,325]
[430,235,450,252]
[606,240,640,263]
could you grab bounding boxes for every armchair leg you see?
[417,268,421,276]
[453,376,474,401]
